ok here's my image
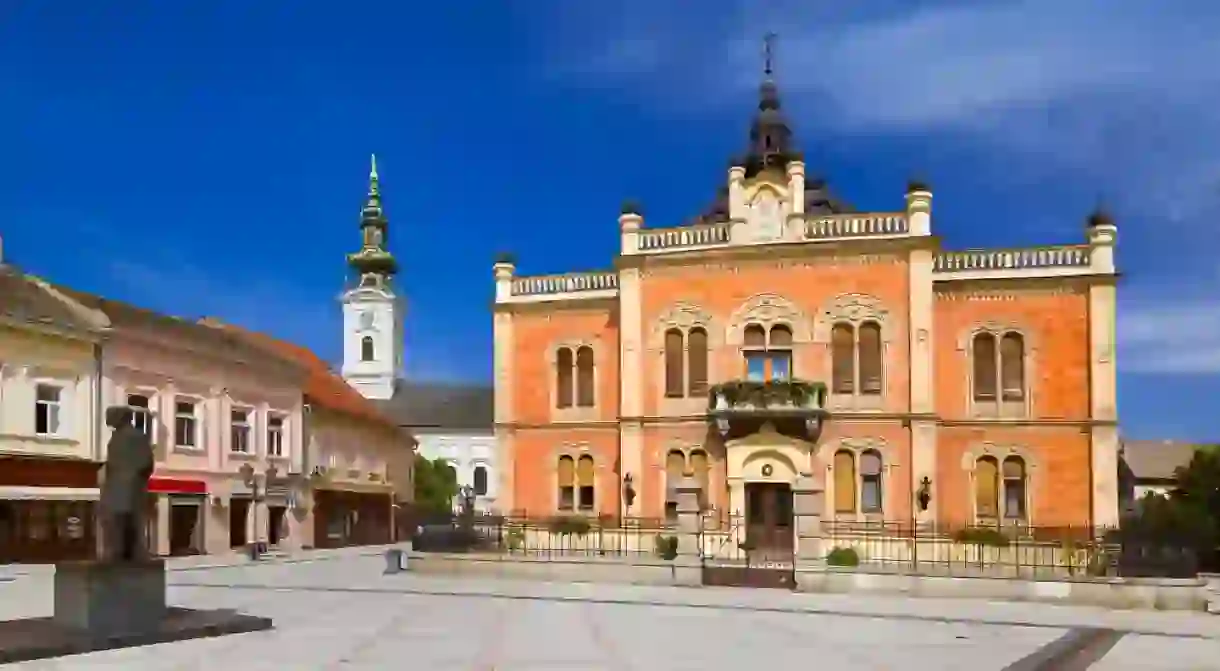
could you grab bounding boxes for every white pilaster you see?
[905,187,933,237]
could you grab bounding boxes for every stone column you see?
[792,474,824,562]
[675,476,702,557]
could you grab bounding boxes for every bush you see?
[826,546,860,567]
[654,535,679,560]
[952,527,1011,547]
[548,515,591,536]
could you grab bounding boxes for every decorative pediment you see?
[727,293,810,344]
[650,302,717,347]
[813,293,891,342]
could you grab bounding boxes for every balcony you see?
[707,379,829,442]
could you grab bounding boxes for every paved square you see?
[0,556,1216,669]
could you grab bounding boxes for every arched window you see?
[833,450,857,514]
[972,333,998,401]
[975,456,1000,519]
[690,449,710,510]
[1000,333,1025,401]
[858,321,883,395]
[473,465,488,496]
[831,323,855,393]
[1002,456,1027,520]
[687,327,709,396]
[742,323,793,381]
[557,456,575,511]
[360,336,375,362]
[664,450,685,523]
[556,348,574,409]
[860,450,883,513]
[576,455,595,511]
[973,331,1027,410]
[664,329,684,398]
[575,346,595,408]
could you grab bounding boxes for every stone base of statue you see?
[0,559,273,664]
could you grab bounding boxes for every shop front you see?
[0,456,100,563]
[312,488,392,549]
[146,476,208,557]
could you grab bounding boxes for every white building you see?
[337,157,496,513]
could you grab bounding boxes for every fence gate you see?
[699,509,796,590]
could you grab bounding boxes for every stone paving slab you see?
[155,557,1220,639]
[1,556,1218,669]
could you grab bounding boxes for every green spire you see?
[347,154,398,278]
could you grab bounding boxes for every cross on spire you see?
[763,32,777,77]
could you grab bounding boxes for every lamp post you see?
[240,463,266,560]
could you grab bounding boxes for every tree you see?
[413,455,458,515]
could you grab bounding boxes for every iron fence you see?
[410,512,671,558]
[819,520,1202,579]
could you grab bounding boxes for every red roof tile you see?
[202,320,408,439]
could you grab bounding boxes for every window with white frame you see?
[34,384,63,436]
[127,393,153,437]
[174,399,198,448]
[230,408,251,453]
[267,414,284,457]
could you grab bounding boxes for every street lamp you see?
[240,463,272,560]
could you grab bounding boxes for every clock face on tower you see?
[359,312,375,330]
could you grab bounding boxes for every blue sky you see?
[2,1,1217,440]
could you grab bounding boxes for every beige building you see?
[0,264,109,562]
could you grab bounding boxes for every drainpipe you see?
[92,340,104,462]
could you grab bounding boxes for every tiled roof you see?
[56,288,300,375]
[206,321,407,437]
[377,380,494,432]
[1121,440,1201,480]
[0,266,102,334]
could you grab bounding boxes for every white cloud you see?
[550,0,1220,374]
[1120,297,1220,374]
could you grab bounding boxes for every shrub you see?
[654,535,679,560]
[826,546,860,567]
[548,515,591,536]
[504,528,525,552]
[952,527,1011,547]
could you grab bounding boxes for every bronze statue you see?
[98,406,155,562]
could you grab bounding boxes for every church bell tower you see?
[340,155,403,400]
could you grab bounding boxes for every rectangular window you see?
[745,352,767,381]
[769,351,792,380]
[34,384,62,436]
[558,486,574,511]
[578,485,594,511]
[127,393,152,437]
[230,408,250,453]
[267,415,284,457]
[174,400,197,448]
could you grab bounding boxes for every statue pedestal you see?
[53,559,167,635]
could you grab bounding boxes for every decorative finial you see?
[367,154,380,197]
[763,32,777,77]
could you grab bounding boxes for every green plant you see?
[709,379,827,409]
[826,546,860,567]
[505,528,525,552]
[952,527,1011,548]
[654,535,679,561]
[548,515,591,536]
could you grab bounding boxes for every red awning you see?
[147,477,207,495]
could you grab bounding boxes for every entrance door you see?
[229,499,250,548]
[745,482,794,560]
[169,502,200,556]
[268,506,286,546]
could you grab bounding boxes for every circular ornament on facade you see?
[761,464,774,477]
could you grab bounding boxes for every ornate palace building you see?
[490,66,1120,536]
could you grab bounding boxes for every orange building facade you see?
[491,76,1120,536]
